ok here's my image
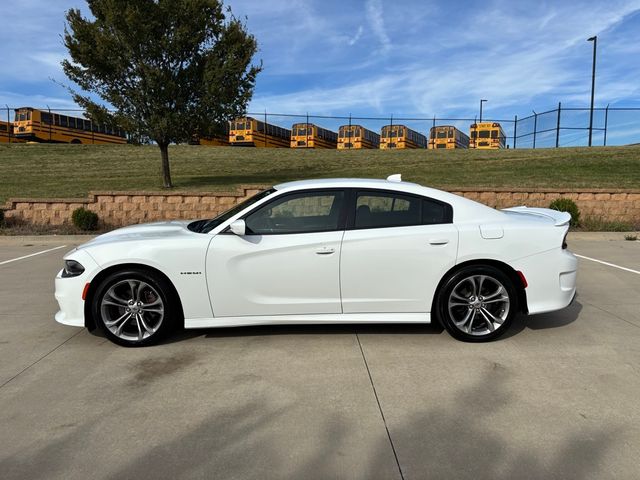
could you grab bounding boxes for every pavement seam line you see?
[575,254,640,275]
[582,300,640,330]
[355,332,405,480]
[0,245,67,266]
[0,329,83,390]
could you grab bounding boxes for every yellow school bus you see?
[469,122,506,149]
[12,107,126,144]
[428,126,470,149]
[0,121,24,143]
[380,125,427,149]
[229,116,290,147]
[337,125,380,149]
[290,123,337,149]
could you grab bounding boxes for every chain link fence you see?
[4,104,640,148]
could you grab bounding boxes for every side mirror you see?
[229,219,246,236]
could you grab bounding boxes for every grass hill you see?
[1,143,639,202]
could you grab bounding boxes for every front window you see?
[245,190,345,235]
[491,130,498,139]
[479,130,490,138]
[437,131,446,138]
[193,189,276,233]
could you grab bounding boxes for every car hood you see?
[77,220,196,250]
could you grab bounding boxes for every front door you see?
[207,189,346,317]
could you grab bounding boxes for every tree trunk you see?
[158,142,173,188]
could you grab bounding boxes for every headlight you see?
[62,260,85,278]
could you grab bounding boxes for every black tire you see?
[92,268,180,347]
[435,265,518,342]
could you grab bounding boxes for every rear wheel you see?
[436,265,517,342]
[92,269,179,347]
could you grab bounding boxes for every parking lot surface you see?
[0,233,639,480]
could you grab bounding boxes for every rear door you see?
[340,189,458,313]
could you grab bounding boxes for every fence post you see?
[306,112,309,149]
[264,109,267,147]
[473,116,477,148]
[5,105,10,144]
[532,112,538,149]
[47,105,52,142]
[555,102,561,148]
[513,115,517,149]
[431,116,436,149]
[603,104,609,146]
[348,113,352,150]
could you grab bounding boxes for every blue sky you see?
[1,0,640,146]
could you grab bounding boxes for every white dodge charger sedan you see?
[55,176,577,347]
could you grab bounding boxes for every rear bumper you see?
[511,248,578,315]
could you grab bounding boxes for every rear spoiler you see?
[502,206,571,226]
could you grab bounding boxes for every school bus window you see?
[479,130,490,138]
[437,131,446,138]
[491,130,498,139]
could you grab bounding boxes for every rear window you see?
[354,191,452,229]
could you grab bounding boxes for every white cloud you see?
[249,0,640,117]
[365,0,391,53]
[348,26,364,46]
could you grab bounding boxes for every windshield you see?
[190,188,276,233]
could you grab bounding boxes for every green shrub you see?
[72,207,99,231]
[549,198,580,227]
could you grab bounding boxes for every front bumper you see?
[511,248,578,315]
[54,250,100,327]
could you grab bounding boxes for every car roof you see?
[275,177,422,192]
[273,177,505,223]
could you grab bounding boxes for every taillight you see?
[516,271,528,288]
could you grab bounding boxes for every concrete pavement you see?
[0,233,638,479]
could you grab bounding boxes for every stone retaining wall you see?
[2,186,639,227]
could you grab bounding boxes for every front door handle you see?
[429,239,449,246]
[315,247,336,255]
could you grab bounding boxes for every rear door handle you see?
[429,239,449,246]
[315,247,336,255]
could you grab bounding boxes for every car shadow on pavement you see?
[156,323,445,345]
[501,300,583,340]
[161,301,582,345]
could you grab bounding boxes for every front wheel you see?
[436,266,517,342]
[92,269,178,347]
